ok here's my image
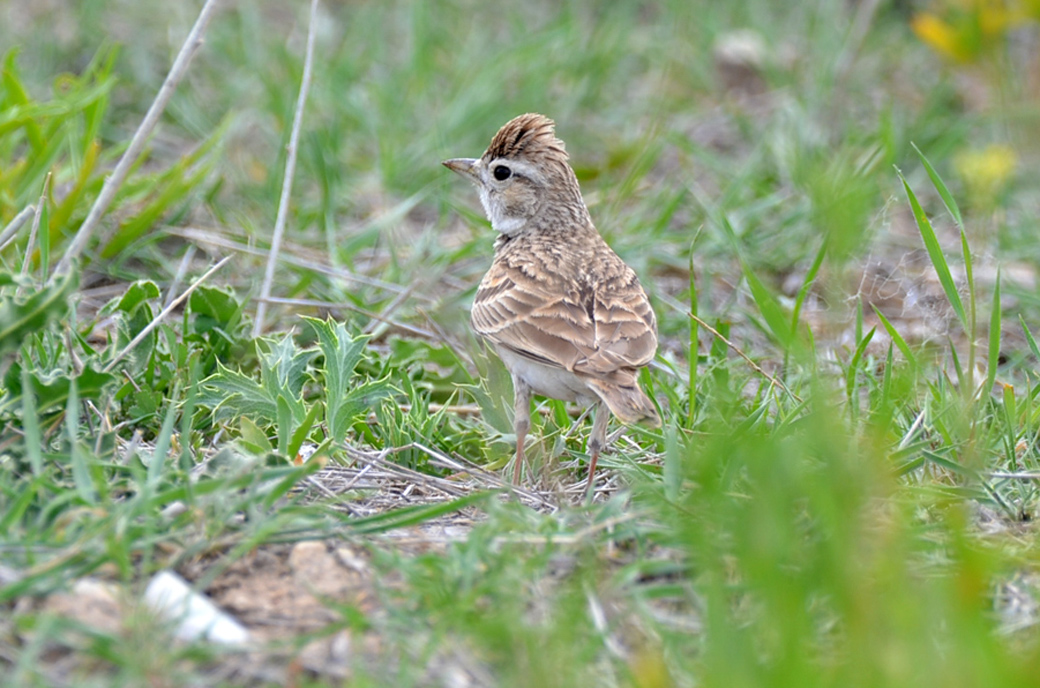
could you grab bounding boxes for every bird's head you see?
[443,113,588,235]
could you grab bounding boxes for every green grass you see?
[2,0,1040,685]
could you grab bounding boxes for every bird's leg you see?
[585,401,610,497]
[513,377,532,484]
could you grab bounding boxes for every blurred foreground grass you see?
[2,0,1040,685]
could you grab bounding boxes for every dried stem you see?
[253,0,321,337]
[0,204,36,252]
[54,0,223,276]
[688,311,802,403]
[20,173,50,282]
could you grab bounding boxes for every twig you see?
[409,441,558,510]
[411,442,510,487]
[835,0,882,79]
[338,462,375,492]
[259,295,439,340]
[363,280,419,335]
[170,226,416,296]
[54,0,223,276]
[0,204,35,252]
[989,471,1040,481]
[359,402,566,423]
[343,444,469,498]
[585,586,627,659]
[103,256,231,372]
[491,512,644,545]
[897,409,926,450]
[165,244,198,308]
[688,311,802,403]
[20,173,50,283]
[253,0,320,337]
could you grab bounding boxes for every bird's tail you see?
[584,370,661,427]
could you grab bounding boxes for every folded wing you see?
[471,251,657,378]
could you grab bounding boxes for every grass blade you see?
[288,402,322,461]
[688,246,698,428]
[912,142,963,230]
[984,271,1001,396]
[871,306,916,367]
[149,383,181,488]
[791,237,827,333]
[20,362,42,476]
[276,395,292,458]
[742,260,792,351]
[897,167,967,332]
[1019,315,1040,361]
[846,326,876,407]
[66,377,96,504]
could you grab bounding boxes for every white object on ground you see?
[143,570,251,645]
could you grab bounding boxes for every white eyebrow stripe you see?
[488,158,546,185]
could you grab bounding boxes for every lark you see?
[444,113,660,494]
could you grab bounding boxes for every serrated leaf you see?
[262,334,312,404]
[128,387,162,419]
[199,361,279,422]
[199,336,311,426]
[0,271,76,357]
[0,361,114,415]
[456,382,512,435]
[304,317,383,445]
[340,377,395,424]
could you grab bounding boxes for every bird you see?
[443,113,660,495]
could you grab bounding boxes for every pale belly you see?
[495,346,598,407]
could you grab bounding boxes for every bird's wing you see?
[471,249,657,377]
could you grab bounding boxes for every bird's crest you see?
[483,113,568,162]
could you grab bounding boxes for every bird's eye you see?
[493,165,512,181]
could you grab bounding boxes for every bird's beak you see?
[442,158,481,184]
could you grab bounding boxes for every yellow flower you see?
[912,13,972,62]
[911,0,1021,63]
[953,144,1017,209]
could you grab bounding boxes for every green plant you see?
[198,317,394,460]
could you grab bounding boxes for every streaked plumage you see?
[444,113,659,495]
